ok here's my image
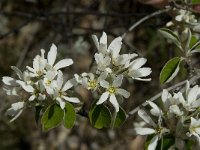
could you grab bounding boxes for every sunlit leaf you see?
[114,107,126,128]
[160,57,181,84]
[89,104,111,129]
[159,28,182,51]
[63,102,76,129]
[41,104,64,131]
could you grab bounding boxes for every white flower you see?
[112,53,138,68]
[146,101,163,117]
[175,9,197,24]
[46,44,73,72]
[188,117,200,144]
[43,70,57,95]
[96,75,130,112]
[6,102,25,122]
[161,89,183,116]
[26,50,47,77]
[16,79,46,101]
[94,53,111,72]
[128,58,152,81]
[81,72,107,90]
[53,71,80,109]
[178,81,200,111]
[92,32,122,56]
[134,109,169,150]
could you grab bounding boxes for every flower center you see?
[107,86,116,94]
[36,70,43,76]
[45,80,51,86]
[59,91,67,97]
[88,79,97,89]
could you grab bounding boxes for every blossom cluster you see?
[74,32,152,112]
[3,44,80,122]
[2,32,151,123]
[134,81,200,149]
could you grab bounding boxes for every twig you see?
[121,8,171,39]
[0,17,34,40]
[127,74,200,118]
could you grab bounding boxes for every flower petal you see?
[96,92,109,105]
[57,97,66,109]
[92,35,99,50]
[187,85,199,104]
[57,70,63,90]
[116,88,130,98]
[134,127,155,135]
[54,59,73,70]
[62,78,77,91]
[99,32,107,53]
[62,96,80,103]
[100,80,109,88]
[108,36,122,58]
[113,75,123,87]
[11,66,23,80]
[148,135,159,150]
[138,109,156,127]
[109,94,119,112]
[16,80,34,93]
[129,58,147,70]
[48,43,57,66]
[2,76,17,86]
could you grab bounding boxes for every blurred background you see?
[0,0,180,149]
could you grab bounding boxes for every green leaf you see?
[89,104,111,129]
[41,104,64,131]
[159,28,182,50]
[114,107,126,128]
[160,57,181,84]
[63,102,76,129]
[192,0,200,4]
[35,106,43,124]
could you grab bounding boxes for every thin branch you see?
[127,74,200,118]
[0,17,35,40]
[121,7,171,39]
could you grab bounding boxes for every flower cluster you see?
[3,44,80,122]
[75,32,152,112]
[134,81,200,149]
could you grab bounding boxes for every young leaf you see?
[160,57,181,84]
[89,104,111,129]
[114,107,126,128]
[63,102,76,129]
[41,104,64,131]
[159,28,182,51]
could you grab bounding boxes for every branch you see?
[127,74,200,118]
[121,7,171,39]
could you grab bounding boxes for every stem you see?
[111,111,117,129]
[121,8,171,39]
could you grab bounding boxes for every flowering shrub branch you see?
[2,0,200,149]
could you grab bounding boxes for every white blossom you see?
[134,109,169,150]
[128,58,152,81]
[6,102,25,122]
[26,50,47,77]
[178,81,200,111]
[46,44,73,72]
[188,117,200,145]
[96,75,130,112]
[53,71,80,109]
